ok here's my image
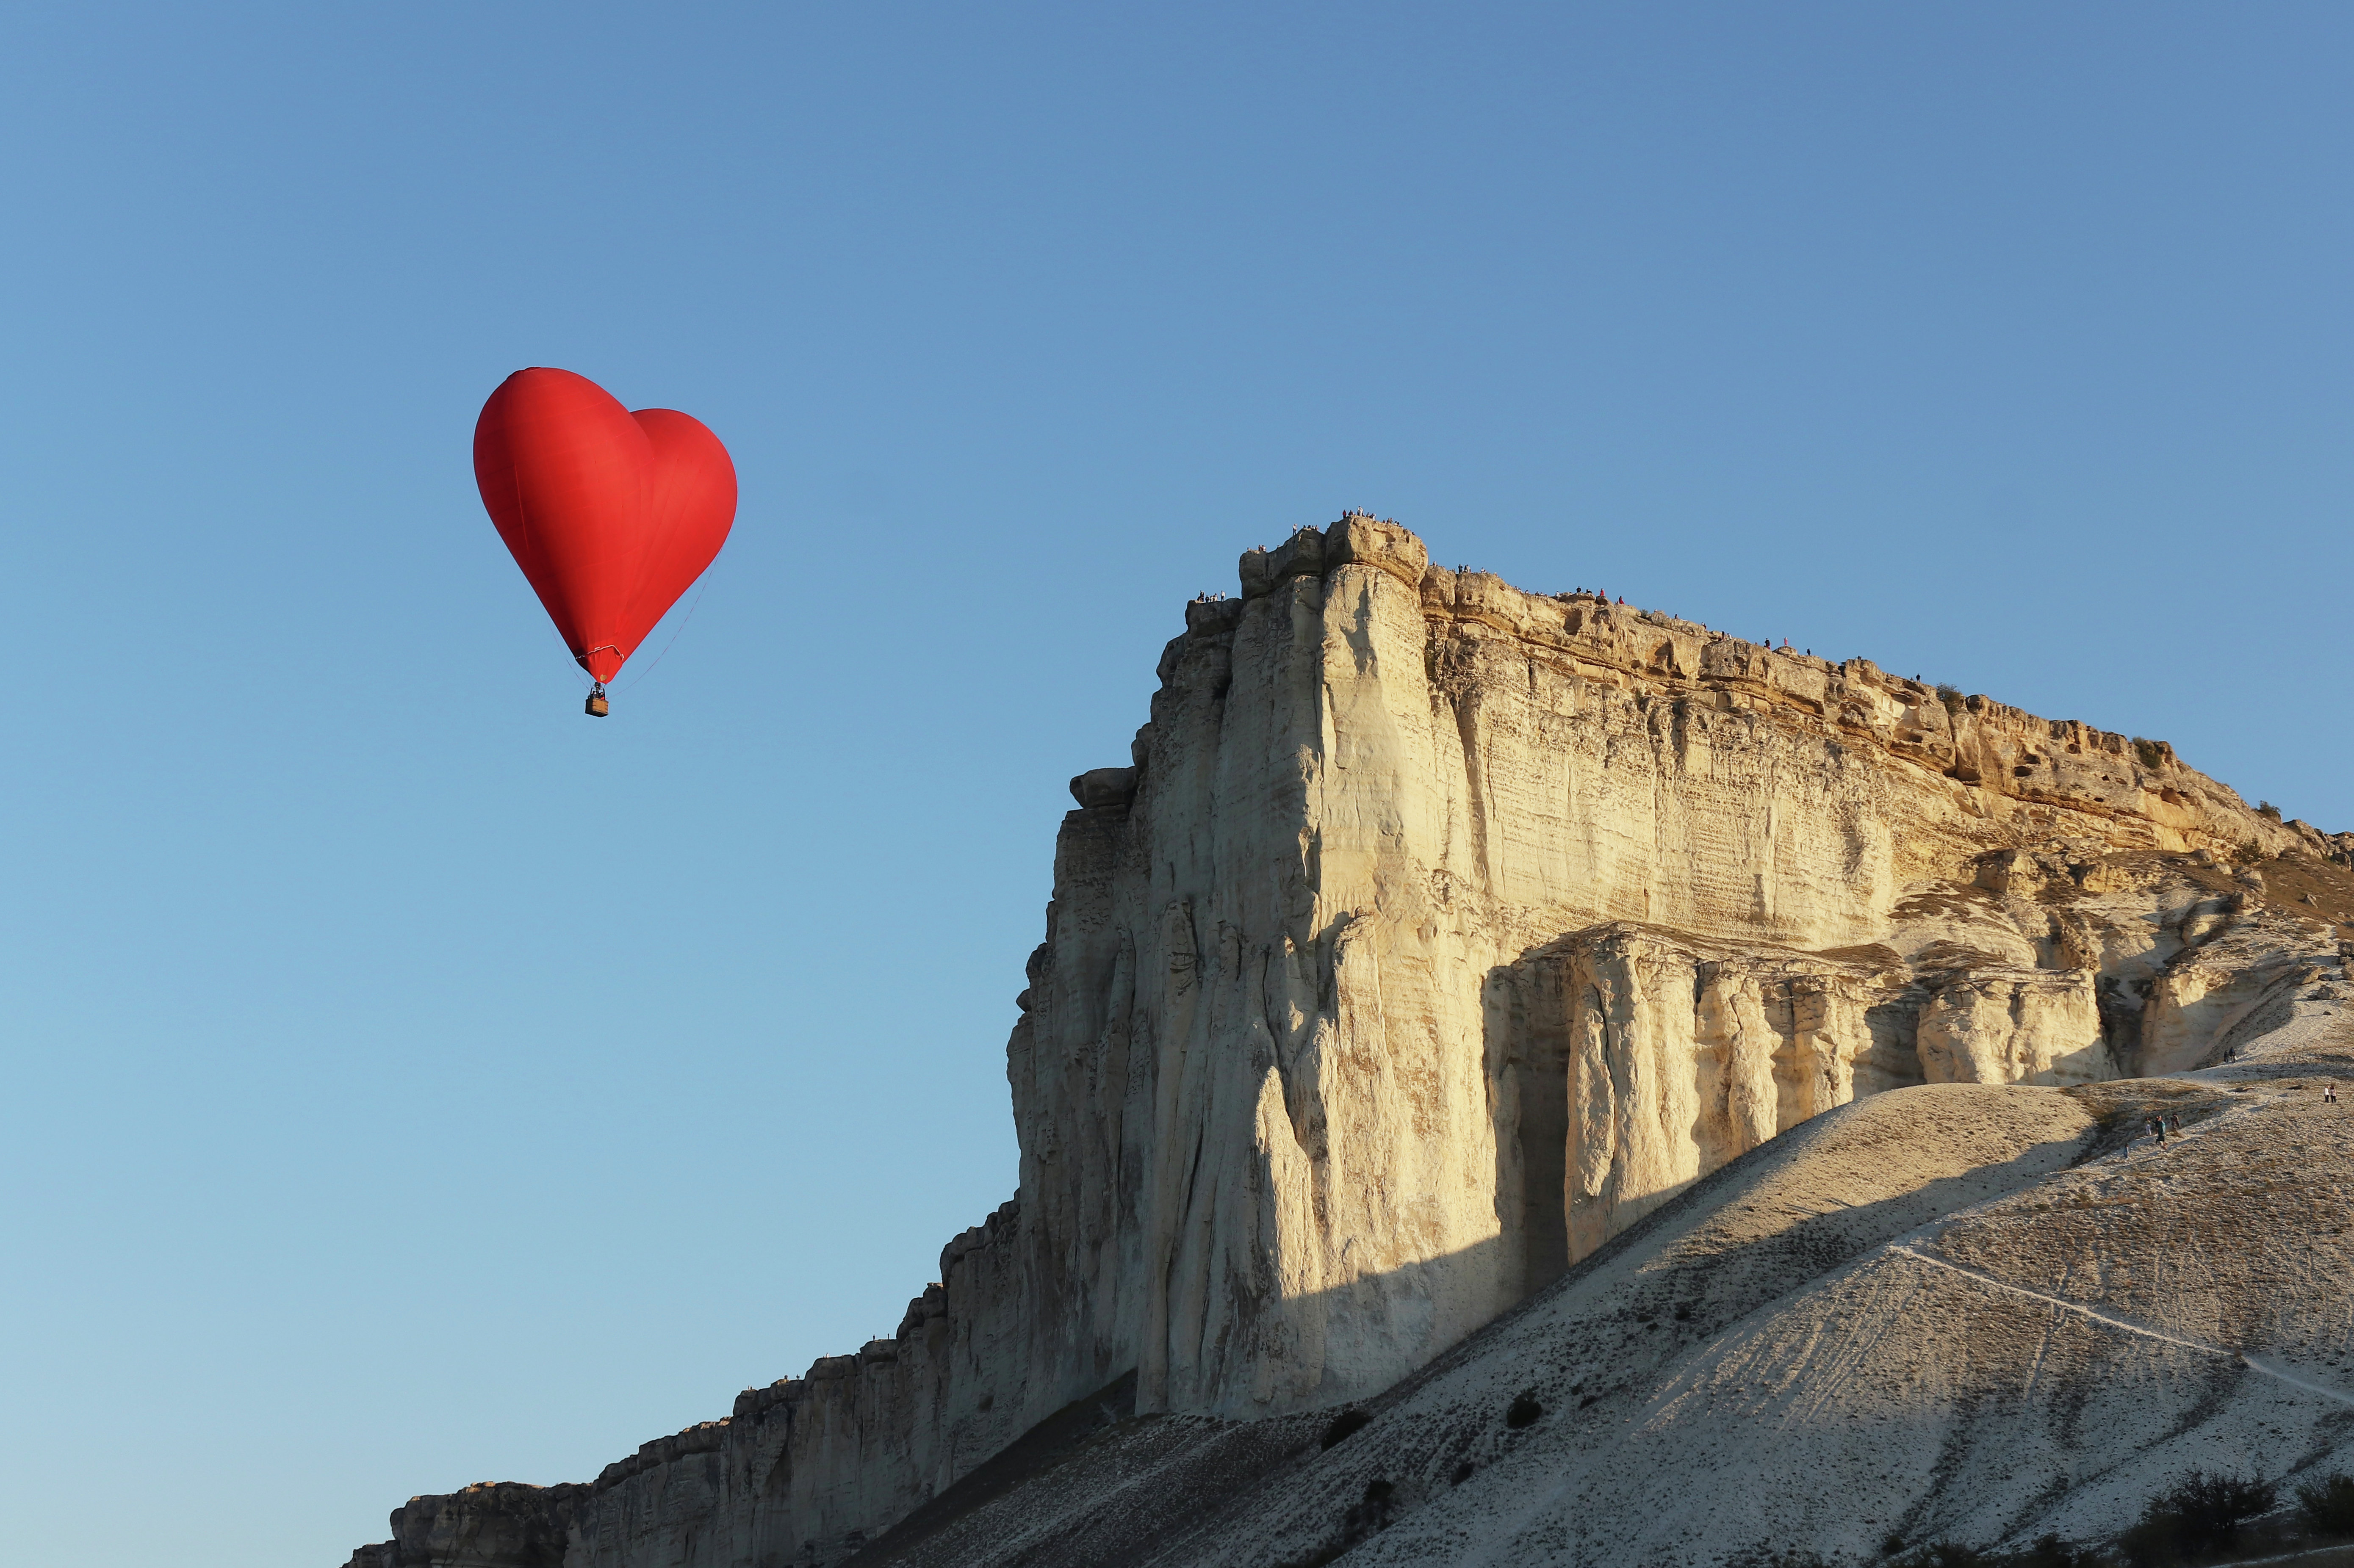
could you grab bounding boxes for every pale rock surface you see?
[1916,967,2111,1087]
[343,516,2354,1568]
[845,1009,2354,1568]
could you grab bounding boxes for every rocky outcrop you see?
[1916,967,2110,1086]
[843,1008,2354,1568]
[344,515,2353,1568]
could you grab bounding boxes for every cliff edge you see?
[346,516,2354,1568]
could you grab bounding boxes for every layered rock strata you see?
[346,516,2350,1568]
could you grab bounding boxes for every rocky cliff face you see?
[845,1020,2354,1568]
[346,516,2352,1568]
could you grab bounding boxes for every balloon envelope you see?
[473,368,737,683]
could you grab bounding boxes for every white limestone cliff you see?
[345,515,2352,1568]
[859,1020,2354,1568]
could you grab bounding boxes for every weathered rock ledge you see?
[344,515,2353,1568]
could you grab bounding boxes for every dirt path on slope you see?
[1889,1244,2354,1410]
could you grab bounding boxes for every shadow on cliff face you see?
[841,1087,2113,1568]
[346,1071,2326,1568]
[1382,1084,2111,1411]
[1481,959,1570,1305]
[838,1372,1146,1568]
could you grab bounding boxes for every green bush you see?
[1936,683,1965,716]
[2296,1471,2354,1537]
[2118,1471,2276,1566]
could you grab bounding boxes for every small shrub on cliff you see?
[1275,1544,1349,1568]
[1723,1546,1836,1568]
[2297,1471,2354,1537]
[2258,800,2283,822]
[2118,1471,2276,1565]
[1890,1541,1999,1567]
[1317,1408,1370,1450]
[2130,737,2165,770]
[1936,683,1965,716]
[2008,1533,2101,1568]
[1278,1475,1401,1568]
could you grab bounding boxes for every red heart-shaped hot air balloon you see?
[473,368,737,706]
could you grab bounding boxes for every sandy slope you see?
[856,998,2354,1568]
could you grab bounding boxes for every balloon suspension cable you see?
[584,682,610,719]
[617,578,714,694]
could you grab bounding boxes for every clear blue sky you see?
[2,6,2347,1563]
